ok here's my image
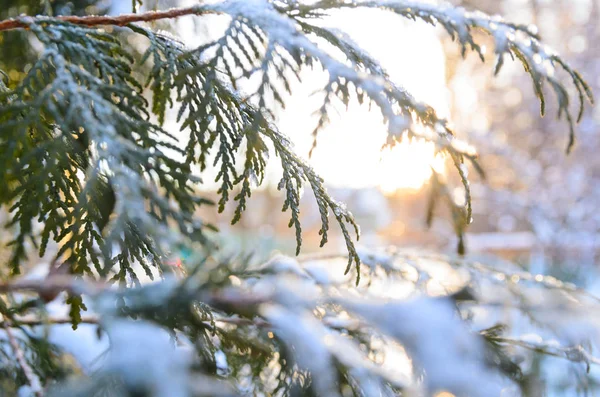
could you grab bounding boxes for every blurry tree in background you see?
[444,0,600,279]
[0,0,598,396]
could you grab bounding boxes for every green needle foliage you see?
[1,0,591,288]
[0,19,212,284]
[0,0,594,396]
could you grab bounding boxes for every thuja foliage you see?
[0,0,594,396]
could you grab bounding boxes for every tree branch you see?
[1,317,44,396]
[1,314,269,329]
[0,5,218,32]
[3,315,100,327]
[0,276,107,297]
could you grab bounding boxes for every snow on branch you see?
[5,248,600,395]
[0,6,594,386]
[0,1,591,271]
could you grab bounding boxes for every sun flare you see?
[180,9,451,193]
[378,142,446,193]
[280,9,451,193]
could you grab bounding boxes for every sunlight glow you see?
[177,9,451,193]
[378,143,446,193]
[278,9,451,193]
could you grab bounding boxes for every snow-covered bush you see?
[0,0,595,396]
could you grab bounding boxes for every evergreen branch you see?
[0,20,214,290]
[3,246,599,395]
[1,0,590,263]
[287,0,594,153]
[264,125,362,281]
[135,25,361,273]
[0,1,597,394]
[195,0,478,253]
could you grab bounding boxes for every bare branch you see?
[0,5,218,32]
[1,317,44,396]
[0,276,107,297]
[2,314,270,329]
[2,315,100,327]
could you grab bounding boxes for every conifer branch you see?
[0,0,591,276]
[0,0,596,394]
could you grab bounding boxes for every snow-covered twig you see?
[1,317,44,396]
[494,336,600,372]
[0,5,217,32]
[0,276,107,297]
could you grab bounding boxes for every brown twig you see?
[3,315,100,327]
[0,6,218,32]
[0,276,107,297]
[2,314,270,329]
[1,317,44,396]
[0,277,272,329]
[494,336,600,370]
[215,316,270,328]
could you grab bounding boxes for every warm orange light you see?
[178,8,451,194]
[434,392,456,397]
[281,9,451,193]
